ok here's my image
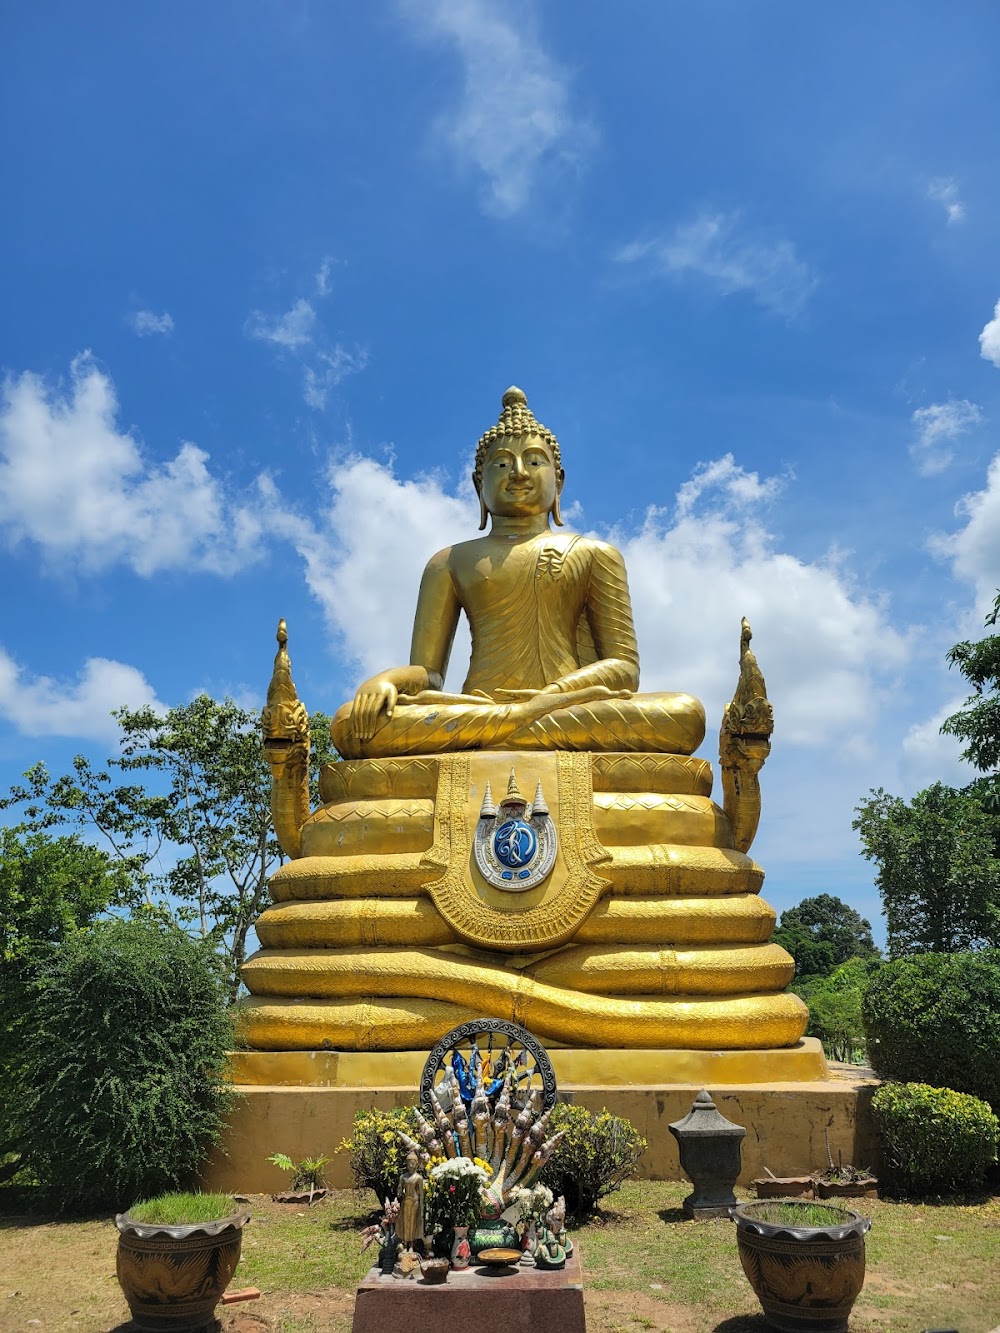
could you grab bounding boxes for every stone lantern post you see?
[669,1089,746,1219]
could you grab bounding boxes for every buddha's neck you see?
[488,514,552,540]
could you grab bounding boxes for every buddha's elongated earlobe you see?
[551,470,565,527]
[477,489,489,531]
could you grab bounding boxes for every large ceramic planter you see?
[115,1208,250,1332]
[732,1199,871,1333]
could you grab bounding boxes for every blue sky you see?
[3,1,1000,944]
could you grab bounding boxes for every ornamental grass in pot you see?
[732,1198,871,1333]
[115,1191,250,1332]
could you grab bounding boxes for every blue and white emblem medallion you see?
[494,818,538,868]
[474,769,557,892]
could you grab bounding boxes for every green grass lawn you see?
[1,1181,998,1332]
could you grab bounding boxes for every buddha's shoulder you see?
[555,531,627,565]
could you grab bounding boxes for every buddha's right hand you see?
[351,675,400,741]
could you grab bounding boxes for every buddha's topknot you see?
[473,386,561,490]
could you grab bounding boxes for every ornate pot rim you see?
[732,1199,871,1243]
[115,1208,251,1241]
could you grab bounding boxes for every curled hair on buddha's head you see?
[472,386,564,529]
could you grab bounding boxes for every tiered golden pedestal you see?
[241,749,808,1054]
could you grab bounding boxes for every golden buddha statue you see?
[331,387,703,759]
[243,387,807,1055]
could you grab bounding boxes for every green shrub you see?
[19,918,234,1213]
[267,1152,330,1193]
[862,951,1000,1108]
[540,1103,646,1218]
[871,1082,999,1196]
[337,1105,421,1204]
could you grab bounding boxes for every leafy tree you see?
[774,893,877,978]
[853,783,1000,956]
[2,696,335,1002]
[792,955,881,1063]
[942,590,1000,793]
[862,950,1000,1110]
[773,922,836,979]
[0,830,129,1174]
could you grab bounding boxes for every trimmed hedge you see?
[871,1082,999,1196]
[861,950,1000,1108]
[20,918,234,1213]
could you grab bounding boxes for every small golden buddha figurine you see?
[396,1150,425,1253]
[245,387,806,1057]
[331,387,705,758]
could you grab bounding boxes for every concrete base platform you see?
[201,1043,881,1194]
[351,1249,585,1333]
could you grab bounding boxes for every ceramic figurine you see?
[535,1194,572,1269]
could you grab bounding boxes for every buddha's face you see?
[480,434,563,519]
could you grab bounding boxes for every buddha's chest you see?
[456,538,589,620]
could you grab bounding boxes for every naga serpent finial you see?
[262,618,311,860]
[719,617,774,855]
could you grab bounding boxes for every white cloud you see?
[610,479,905,754]
[315,257,335,297]
[929,452,1000,605]
[980,299,1000,369]
[401,0,596,218]
[900,695,974,790]
[129,309,174,337]
[0,354,263,576]
[909,399,983,476]
[245,297,367,409]
[0,647,163,741]
[264,457,478,680]
[927,176,965,225]
[246,298,317,349]
[303,347,371,411]
[675,454,785,517]
[615,212,818,317]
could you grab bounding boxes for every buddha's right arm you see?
[350,552,461,740]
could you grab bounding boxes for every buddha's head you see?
[473,386,564,530]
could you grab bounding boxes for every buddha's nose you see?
[511,455,527,479]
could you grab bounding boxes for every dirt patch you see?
[587,1289,702,1332]
[231,1289,354,1333]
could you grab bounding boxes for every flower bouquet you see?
[426,1157,492,1229]
[510,1182,553,1225]
[426,1157,492,1269]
